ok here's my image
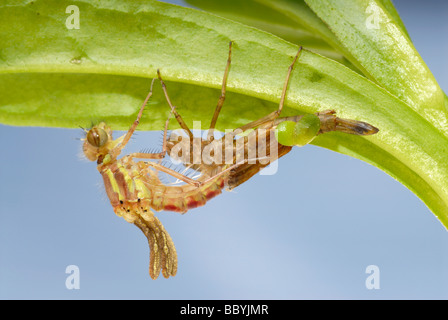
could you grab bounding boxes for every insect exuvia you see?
[82,41,378,279]
[164,42,378,190]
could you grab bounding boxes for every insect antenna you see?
[75,125,90,142]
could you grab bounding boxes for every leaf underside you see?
[1,0,447,229]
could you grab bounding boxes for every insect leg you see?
[157,69,194,141]
[112,78,157,157]
[136,160,202,187]
[275,46,303,119]
[224,46,304,139]
[117,103,174,161]
[206,41,233,142]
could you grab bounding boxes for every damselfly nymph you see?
[164,42,378,190]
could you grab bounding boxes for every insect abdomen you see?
[152,175,226,214]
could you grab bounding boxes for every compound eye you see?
[87,128,108,147]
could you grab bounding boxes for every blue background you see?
[1,0,447,299]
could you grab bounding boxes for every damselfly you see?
[82,42,378,280]
[82,81,241,280]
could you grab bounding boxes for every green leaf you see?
[185,0,357,70]
[1,0,448,229]
[305,0,446,126]
[376,0,411,38]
